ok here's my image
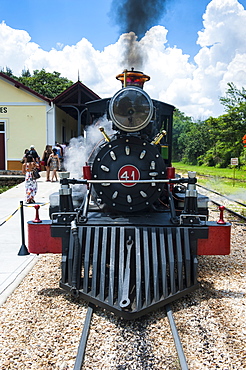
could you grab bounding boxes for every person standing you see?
[49,148,60,182]
[21,149,29,164]
[29,145,40,163]
[22,155,38,204]
[54,142,63,170]
[41,145,52,181]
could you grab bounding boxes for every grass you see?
[172,162,246,180]
[0,186,13,194]
[172,162,246,200]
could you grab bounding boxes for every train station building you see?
[0,72,100,171]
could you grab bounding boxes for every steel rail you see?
[197,184,246,221]
[73,303,95,370]
[197,184,246,207]
[73,303,190,369]
[165,304,189,370]
[211,199,246,221]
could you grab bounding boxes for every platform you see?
[0,173,60,305]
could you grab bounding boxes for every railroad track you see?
[72,190,245,369]
[74,303,189,370]
[197,183,246,221]
[1,212,245,368]
[71,185,246,369]
[1,187,245,368]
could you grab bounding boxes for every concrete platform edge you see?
[0,255,40,306]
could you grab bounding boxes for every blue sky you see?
[1,0,246,118]
[1,0,245,59]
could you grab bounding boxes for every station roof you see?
[0,73,101,120]
[0,72,52,104]
[53,80,100,119]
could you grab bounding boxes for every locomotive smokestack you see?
[110,0,168,69]
[116,68,150,88]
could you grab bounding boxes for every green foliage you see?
[1,67,74,98]
[173,83,246,168]
[172,161,246,182]
[0,186,12,194]
[21,69,32,78]
[0,66,18,79]
[18,69,74,98]
[220,82,246,110]
[172,110,211,165]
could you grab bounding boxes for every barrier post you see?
[18,201,30,256]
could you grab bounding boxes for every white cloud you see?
[1,0,246,119]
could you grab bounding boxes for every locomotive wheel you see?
[92,136,166,212]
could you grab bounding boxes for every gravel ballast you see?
[0,206,245,369]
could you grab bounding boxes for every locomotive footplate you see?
[53,212,207,319]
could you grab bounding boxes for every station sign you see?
[0,106,7,113]
[230,158,238,166]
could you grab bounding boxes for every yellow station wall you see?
[0,77,79,170]
[0,78,49,170]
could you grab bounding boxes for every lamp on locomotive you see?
[108,86,154,132]
[109,69,154,133]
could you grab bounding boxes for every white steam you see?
[64,115,116,178]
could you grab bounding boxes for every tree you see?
[172,109,194,161]
[220,82,246,110]
[0,66,18,79]
[172,110,210,165]
[18,69,74,98]
[21,69,31,78]
[198,84,246,167]
[182,120,211,165]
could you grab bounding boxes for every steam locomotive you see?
[28,70,231,319]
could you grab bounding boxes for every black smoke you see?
[110,0,168,70]
[120,32,146,70]
[111,0,168,39]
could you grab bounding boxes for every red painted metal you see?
[197,223,231,255]
[83,164,92,180]
[167,166,175,179]
[217,205,226,224]
[28,221,62,254]
[33,205,42,223]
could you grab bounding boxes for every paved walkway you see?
[0,172,60,305]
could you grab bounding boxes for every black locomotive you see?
[29,69,231,320]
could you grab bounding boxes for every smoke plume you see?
[120,32,146,70]
[110,0,168,69]
[64,115,116,178]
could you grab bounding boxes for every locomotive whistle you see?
[151,130,167,145]
[99,126,111,142]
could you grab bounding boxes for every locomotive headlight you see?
[109,86,154,132]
